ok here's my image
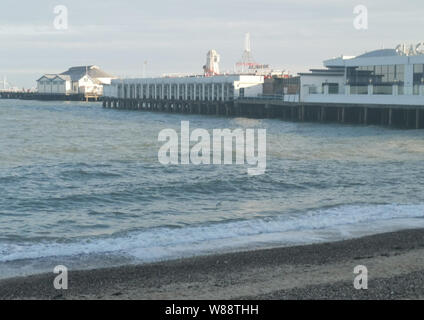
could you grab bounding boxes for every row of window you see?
[309,83,407,95]
[348,84,406,95]
[38,80,65,85]
[347,65,405,85]
[413,64,424,85]
[118,83,235,100]
[38,83,66,87]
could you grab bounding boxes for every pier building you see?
[103,75,264,101]
[300,44,424,106]
[37,65,116,98]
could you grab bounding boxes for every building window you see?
[308,86,317,94]
[239,88,245,98]
[396,65,405,82]
[374,85,393,95]
[347,64,404,95]
[328,83,339,94]
[413,64,424,95]
[350,85,368,95]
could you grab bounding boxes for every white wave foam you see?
[1,203,424,264]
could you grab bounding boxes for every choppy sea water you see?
[1,99,424,279]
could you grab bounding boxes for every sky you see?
[1,0,423,88]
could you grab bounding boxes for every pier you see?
[0,91,101,102]
[2,90,422,129]
[102,97,424,129]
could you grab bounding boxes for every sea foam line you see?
[1,203,424,263]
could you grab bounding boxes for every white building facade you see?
[37,75,71,94]
[36,66,116,96]
[103,75,264,101]
[300,46,424,106]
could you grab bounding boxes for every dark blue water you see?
[1,99,424,278]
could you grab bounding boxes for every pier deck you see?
[0,91,100,102]
[102,97,424,129]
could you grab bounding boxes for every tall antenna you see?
[245,32,251,52]
[236,32,257,73]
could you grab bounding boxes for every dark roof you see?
[37,74,71,82]
[37,74,57,81]
[309,68,344,73]
[299,72,344,77]
[356,49,401,58]
[60,65,114,81]
[56,74,71,81]
[299,67,345,77]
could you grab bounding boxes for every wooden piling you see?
[94,97,424,130]
[363,107,368,125]
[320,106,326,121]
[389,108,393,126]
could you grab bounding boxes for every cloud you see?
[1,0,424,88]
[0,25,61,36]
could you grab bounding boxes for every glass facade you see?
[320,83,339,94]
[308,86,317,94]
[347,65,405,95]
[350,85,368,95]
[413,64,424,95]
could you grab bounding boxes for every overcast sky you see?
[1,0,423,88]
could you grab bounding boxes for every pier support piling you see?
[389,108,393,126]
[320,106,326,121]
[95,96,424,130]
[363,107,368,125]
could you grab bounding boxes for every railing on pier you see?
[240,94,300,103]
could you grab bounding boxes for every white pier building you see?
[103,75,264,101]
[300,44,424,106]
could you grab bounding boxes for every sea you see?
[1,99,424,279]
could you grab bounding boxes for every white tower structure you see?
[244,32,251,54]
[2,76,8,91]
[236,32,259,73]
[203,49,220,76]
